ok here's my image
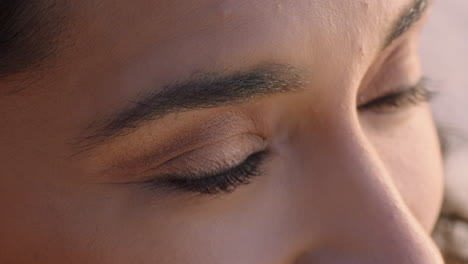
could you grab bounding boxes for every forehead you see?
[67,0,410,77]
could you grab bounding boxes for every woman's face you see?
[0,0,445,263]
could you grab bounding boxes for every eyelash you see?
[144,151,268,195]
[358,81,433,111]
[142,81,433,196]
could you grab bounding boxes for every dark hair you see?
[0,0,67,78]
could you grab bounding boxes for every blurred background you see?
[422,0,467,215]
[421,0,468,259]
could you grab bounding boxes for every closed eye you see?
[139,151,269,195]
[358,79,434,112]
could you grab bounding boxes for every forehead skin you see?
[60,0,403,95]
[69,0,394,85]
[9,0,412,136]
[0,0,443,263]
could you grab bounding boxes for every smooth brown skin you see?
[0,0,445,263]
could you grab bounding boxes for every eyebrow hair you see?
[75,64,304,151]
[385,0,429,47]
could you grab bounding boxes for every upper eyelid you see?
[154,134,267,176]
[97,112,261,176]
[358,78,432,111]
[111,133,267,184]
[358,36,420,105]
[154,150,269,194]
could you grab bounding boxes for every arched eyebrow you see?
[385,0,430,48]
[73,64,305,152]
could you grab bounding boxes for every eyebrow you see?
[75,64,304,150]
[385,0,430,47]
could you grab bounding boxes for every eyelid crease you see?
[146,150,270,195]
[97,110,262,176]
[104,132,267,185]
[358,34,419,109]
[141,133,267,180]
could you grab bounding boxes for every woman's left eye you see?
[358,79,434,112]
[140,151,268,195]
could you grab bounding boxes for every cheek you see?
[363,106,444,232]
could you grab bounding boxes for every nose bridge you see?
[292,120,443,263]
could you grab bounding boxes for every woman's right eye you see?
[139,150,269,195]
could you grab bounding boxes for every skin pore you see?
[0,0,445,263]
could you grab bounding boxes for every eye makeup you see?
[141,150,269,195]
[97,108,263,179]
[122,133,269,195]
